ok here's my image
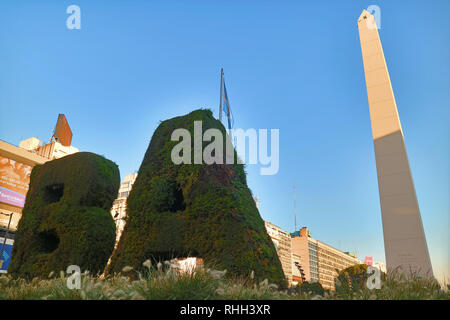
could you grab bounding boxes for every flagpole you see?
[219,68,223,122]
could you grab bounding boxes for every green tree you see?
[335,264,371,295]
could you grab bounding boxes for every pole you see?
[219,68,224,122]
[0,212,13,268]
[293,185,297,232]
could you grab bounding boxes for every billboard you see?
[0,155,32,208]
[0,240,13,272]
[54,114,73,146]
[365,256,374,266]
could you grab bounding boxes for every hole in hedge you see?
[44,183,64,203]
[37,229,60,253]
[170,184,186,212]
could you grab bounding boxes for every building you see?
[373,261,387,274]
[18,114,78,161]
[291,227,360,291]
[264,222,360,289]
[291,252,304,286]
[0,114,78,231]
[0,114,78,272]
[0,140,48,231]
[264,221,293,285]
[357,10,433,276]
[110,173,138,247]
[19,137,78,160]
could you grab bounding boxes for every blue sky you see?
[0,0,448,283]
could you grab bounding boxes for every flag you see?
[223,81,232,130]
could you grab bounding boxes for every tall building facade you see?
[264,221,293,285]
[291,227,360,291]
[357,10,433,276]
[291,252,303,286]
[110,173,138,247]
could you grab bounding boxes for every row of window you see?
[317,247,356,265]
[308,240,361,289]
[118,191,129,198]
[310,272,319,281]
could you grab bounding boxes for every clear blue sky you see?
[0,0,448,283]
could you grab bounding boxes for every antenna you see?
[293,185,297,232]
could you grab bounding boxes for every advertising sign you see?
[0,155,32,207]
[0,241,13,272]
[365,256,374,266]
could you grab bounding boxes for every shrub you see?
[334,264,371,296]
[297,281,325,296]
[8,152,120,279]
[107,109,285,286]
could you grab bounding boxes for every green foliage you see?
[8,152,120,279]
[297,281,325,296]
[335,264,369,295]
[334,265,445,300]
[1,267,446,300]
[107,109,285,285]
[339,264,369,277]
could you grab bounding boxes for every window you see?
[119,191,129,198]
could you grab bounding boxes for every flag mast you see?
[219,68,224,122]
[293,185,297,232]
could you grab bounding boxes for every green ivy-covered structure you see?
[107,109,285,285]
[8,152,120,279]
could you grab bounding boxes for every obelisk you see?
[357,10,433,277]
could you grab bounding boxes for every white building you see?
[110,173,138,247]
[373,261,387,274]
[19,137,79,160]
[264,221,293,285]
